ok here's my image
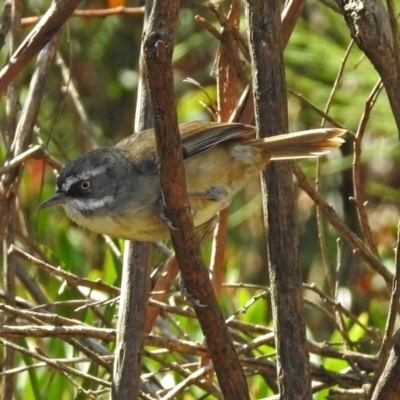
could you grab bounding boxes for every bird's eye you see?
[80,180,91,190]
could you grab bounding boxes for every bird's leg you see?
[158,197,179,230]
[158,186,227,230]
[158,198,198,230]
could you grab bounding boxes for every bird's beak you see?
[38,192,69,209]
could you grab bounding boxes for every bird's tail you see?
[249,128,346,160]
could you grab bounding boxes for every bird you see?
[39,121,345,241]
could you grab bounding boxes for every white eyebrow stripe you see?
[62,165,107,192]
[69,196,114,211]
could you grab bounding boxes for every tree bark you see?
[245,0,312,398]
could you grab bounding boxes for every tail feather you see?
[249,128,346,160]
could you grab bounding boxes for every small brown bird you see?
[39,121,345,241]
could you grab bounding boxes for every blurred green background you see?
[1,0,399,398]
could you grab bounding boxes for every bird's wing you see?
[116,121,256,174]
[179,121,256,159]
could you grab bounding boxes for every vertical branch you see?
[232,0,306,125]
[371,215,400,395]
[244,0,312,398]
[370,328,400,399]
[111,2,154,399]
[1,30,60,400]
[143,1,250,398]
[1,1,22,398]
[211,0,241,299]
[0,1,12,51]
[112,242,150,400]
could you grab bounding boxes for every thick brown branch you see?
[143,1,249,398]
[338,0,400,137]
[245,0,312,398]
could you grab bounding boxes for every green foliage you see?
[1,0,399,398]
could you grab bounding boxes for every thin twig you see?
[293,164,393,289]
[353,79,384,257]
[21,6,144,26]
[8,245,119,296]
[374,214,400,381]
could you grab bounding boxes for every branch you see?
[21,6,144,25]
[245,0,312,398]
[143,1,250,398]
[338,0,400,137]
[370,328,400,399]
[111,1,153,398]
[0,0,83,94]
[292,164,393,289]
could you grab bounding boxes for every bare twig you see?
[21,6,144,26]
[8,245,119,296]
[293,164,393,289]
[0,0,83,94]
[353,79,384,257]
[0,1,11,50]
[372,214,400,392]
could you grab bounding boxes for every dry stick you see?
[338,0,400,137]
[144,254,179,334]
[0,354,113,377]
[21,6,144,25]
[0,320,380,376]
[371,215,400,396]
[112,1,153,399]
[205,2,251,62]
[245,0,312,399]
[331,240,367,381]
[0,325,115,342]
[143,1,250,397]
[211,0,241,306]
[56,53,98,149]
[14,260,50,306]
[0,303,113,371]
[281,0,306,46]
[304,283,381,342]
[370,328,400,400]
[144,351,222,399]
[287,89,346,129]
[112,241,151,400]
[0,145,41,174]
[8,245,120,296]
[292,165,393,289]
[1,2,22,398]
[0,0,83,94]
[0,338,111,388]
[0,320,381,388]
[0,145,62,176]
[231,0,307,126]
[194,16,248,85]
[0,1,11,51]
[316,39,360,375]
[2,28,60,400]
[317,39,354,297]
[353,79,384,258]
[160,364,221,400]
